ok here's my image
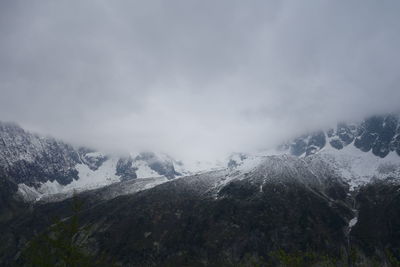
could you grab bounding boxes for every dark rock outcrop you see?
[0,122,81,187]
[116,157,138,181]
[135,152,180,179]
[288,114,400,158]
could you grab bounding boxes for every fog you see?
[1,0,400,161]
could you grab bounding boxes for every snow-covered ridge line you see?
[6,114,400,203]
[16,155,192,202]
[226,114,400,191]
[0,121,208,201]
[230,139,400,192]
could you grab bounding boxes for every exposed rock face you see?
[227,153,248,169]
[0,122,186,201]
[354,115,399,157]
[327,122,357,149]
[289,135,308,156]
[135,152,180,179]
[290,131,326,156]
[288,114,400,158]
[116,157,138,181]
[78,148,108,171]
[116,152,180,181]
[0,122,81,187]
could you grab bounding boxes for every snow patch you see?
[133,160,161,178]
[316,141,400,190]
[349,216,358,228]
[84,151,104,158]
[18,158,121,201]
[69,158,120,190]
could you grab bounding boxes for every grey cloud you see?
[0,0,399,161]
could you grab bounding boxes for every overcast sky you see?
[1,0,400,161]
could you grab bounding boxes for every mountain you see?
[0,122,189,202]
[3,154,399,266]
[0,122,82,187]
[1,114,400,266]
[286,114,400,190]
[286,114,400,158]
[229,114,400,190]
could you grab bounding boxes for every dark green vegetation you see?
[20,197,115,267]
[1,170,400,266]
[351,180,400,262]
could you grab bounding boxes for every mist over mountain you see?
[1,1,400,266]
[1,0,400,161]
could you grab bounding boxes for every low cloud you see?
[1,0,399,161]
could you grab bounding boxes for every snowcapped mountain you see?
[286,114,400,158]
[0,122,81,187]
[0,122,194,201]
[228,114,400,191]
[1,114,400,266]
[287,114,400,190]
[0,152,361,266]
[4,113,400,202]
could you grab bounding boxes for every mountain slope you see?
[228,114,400,191]
[1,114,400,265]
[0,122,189,201]
[5,154,399,266]
[286,114,400,158]
[2,155,357,266]
[0,122,81,187]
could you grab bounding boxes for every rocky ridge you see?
[0,122,186,202]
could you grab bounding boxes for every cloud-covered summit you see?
[1,0,399,161]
